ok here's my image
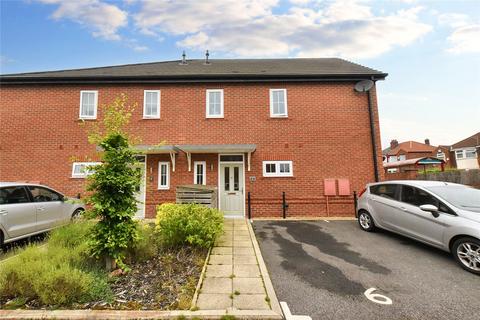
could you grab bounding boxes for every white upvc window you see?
[436,152,445,160]
[206,89,224,118]
[455,150,465,159]
[71,162,101,178]
[465,149,477,159]
[269,89,288,117]
[193,161,207,185]
[263,161,293,177]
[79,90,98,119]
[398,155,406,161]
[158,162,170,190]
[143,90,160,119]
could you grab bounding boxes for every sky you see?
[1,0,479,149]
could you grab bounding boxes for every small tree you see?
[84,94,141,270]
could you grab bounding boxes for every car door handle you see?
[0,209,7,215]
[37,207,45,212]
[400,207,408,211]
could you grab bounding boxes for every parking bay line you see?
[280,301,312,320]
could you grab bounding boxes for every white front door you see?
[220,163,244,216]
[134,158,146,219]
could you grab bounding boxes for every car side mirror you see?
[419,204,439,218]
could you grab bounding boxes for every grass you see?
[0,220,113,306]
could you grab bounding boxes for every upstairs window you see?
[143,90,160,118]
[263,161,293,177]
[206,89,224,118]
[270,89,287,117]
[158,162,170,190]
[194,161,206,185]
[72,162,101,178]
[455,150,464,159]
[79,91,98,119]
[436,152,445,160]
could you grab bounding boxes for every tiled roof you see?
[451,132,480,149]
[0,58,387,83]
[387,141,436,156]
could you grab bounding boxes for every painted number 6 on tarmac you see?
[364,288,393,305]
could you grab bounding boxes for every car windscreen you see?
[426,186,480,213]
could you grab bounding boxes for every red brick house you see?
[0,58,387,218]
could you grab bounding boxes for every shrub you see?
[155,203,223,248]
[127,223,160,262]
[0,221,112,306]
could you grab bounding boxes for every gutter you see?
[0,74,388,85]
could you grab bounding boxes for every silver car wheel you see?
[457,242,480,272]
[359,213,371,229]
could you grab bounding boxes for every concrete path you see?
[194,218,279,314]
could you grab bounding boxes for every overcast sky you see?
[1,0,479,148]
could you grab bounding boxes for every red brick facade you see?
[0,82,384,218]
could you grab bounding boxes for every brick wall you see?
[0,82,384,218]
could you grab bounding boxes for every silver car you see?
[0,182,85,246]
[357,180,480,275]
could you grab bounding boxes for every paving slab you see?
[196,294,232,310]
[233,277,265,294]
[214,240,233,247]
[211,247,232,255]
[208,254,232,265]
[234,247,255,255]
[234,235,251,241]
[235,240,253,247]
[201,278,232,294]
[205,265,233,278]
[234,294,270,310]
[234,264,261,278]
[234,255,258,265]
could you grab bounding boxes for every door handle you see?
[0,209,7,215]
[227,192,236,195]
[37,207,45,212]
[400,207,408,211]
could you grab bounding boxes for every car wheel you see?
[358,210,376,232]
[452,237,480,275]
[71,208,84,220]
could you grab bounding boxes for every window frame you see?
[79,90,98,120]
[269,88,288,118]
[262,160,293,177]
[158,161,170,190]
[465,149,477,159]
[0,186,31,205]
[399,185,456,215]
[206,89,224,118]
[455,150,465,159]
[71,162,101,178]
[27,186,63,203]
[143,90,161,119]
[193,161,207,185]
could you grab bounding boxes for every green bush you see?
[155,203,223,248]
[127,223,160,262]
[0,221,112,306]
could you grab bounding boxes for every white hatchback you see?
[0,182,85,246]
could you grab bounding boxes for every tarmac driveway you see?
[253,220,480,320]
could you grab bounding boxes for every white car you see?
[0,182,85,246]
[357,180,480,274]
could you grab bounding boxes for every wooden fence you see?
[176,185,218,208]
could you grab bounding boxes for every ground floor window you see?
[262,161,293,177]
[71,162,101,178]
[194,161,206,185]
[158,162,170,190]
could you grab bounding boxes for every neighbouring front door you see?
[220,163,244,216]
[134,157,146,219]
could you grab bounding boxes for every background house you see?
[451,132,480,170]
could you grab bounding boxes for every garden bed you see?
[0,221,208,311]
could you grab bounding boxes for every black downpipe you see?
[367,87,380,182]
[247,192,252,220]
[282,192,288,219]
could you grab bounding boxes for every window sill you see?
[158,187,170,190]
[262,175,295,178]
[142,116,161,120]
[269,116,289,119]
[78,118,97,121]
[206,116,225,119]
